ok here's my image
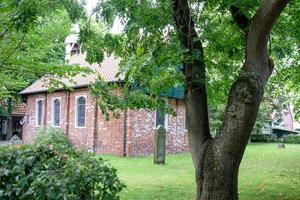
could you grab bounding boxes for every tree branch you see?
[0,28,9,41]
[0,33,26,68]
[171,2,211,197]
[171,0,199,49]
[246,0,289,72]
[170,0,210,176]
[218,0,289,157]
[230,6,251,34]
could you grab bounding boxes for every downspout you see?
[66,91,70,135]
[93,99,98,153]
[44,93,48,127]
[122,108,128,157]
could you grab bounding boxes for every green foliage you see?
[82,0,300,131]
[34,128,76,154]
[282,134,300,144]
[80,0,184,117]
[250,134,278,143]
[0,0,91,119]
[0,129,124,200]
[0,8,86,99]
[250,133,300,144]
[103,144,300,200]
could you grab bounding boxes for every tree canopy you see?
[81,0,299,130]
[0,0,298,198]
[0,0,88,102]
[80,1,296,199]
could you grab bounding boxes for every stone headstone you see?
[9,135,22,145]
[277,143,285,148]
[154,125,166,164]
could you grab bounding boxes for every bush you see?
[250,134,278,143]
[0,129,124,200]
[282,134,300,144]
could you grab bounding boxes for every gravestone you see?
[277,143,285,148]
[154,125,166,164]
[9,135,22,145]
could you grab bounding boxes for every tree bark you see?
[6,98,13,140]
[171,0,211,197]
[171,0,289,199]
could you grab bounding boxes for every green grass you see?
[102,143,300,200]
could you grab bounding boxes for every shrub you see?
[282,134,300,144]
[267,134,278,143]
[250,134,278,143]
[0,129,124,200]
[34,128,76,155]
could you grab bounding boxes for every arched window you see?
[52,98,60,127]
[76,96,86,127]
[36,100,43,126]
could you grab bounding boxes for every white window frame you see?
[51,97,61,127]
[35,99,43,127]
[75,95,87,128]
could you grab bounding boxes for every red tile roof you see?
[12,103,26,116]
[20,53,122,95]
[0,102,26,116]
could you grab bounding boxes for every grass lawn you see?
[102,143,300,200]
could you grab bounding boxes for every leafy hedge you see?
[250,133,300,144]
[250,134,278,143]
[0,129,124,200]
[282,134,300,144]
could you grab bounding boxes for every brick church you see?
[20,34,189,157]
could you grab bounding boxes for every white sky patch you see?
[111,16,123,34]
[85,0,98,16]
[85,0,123,34]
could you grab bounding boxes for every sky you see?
[85,0,123,34]
[85,0,97,15]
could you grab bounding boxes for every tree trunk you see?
[199,144,239,200]
[171,0,289,199]
[6,98,13,140]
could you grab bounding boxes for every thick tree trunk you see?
[171,0,289,199]
[193,65,273,200]
[192,139,242,200]
[200,146,239,200]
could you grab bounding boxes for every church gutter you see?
[93,99,98,153]
[65,91,70,135]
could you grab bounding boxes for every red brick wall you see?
[23,89,189,156]
[23,93,47,143]
[66,89,96,151]
[166,99,189,153]
[22,88,125,156]
[127,99,189,156]
[94,110,125,156]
